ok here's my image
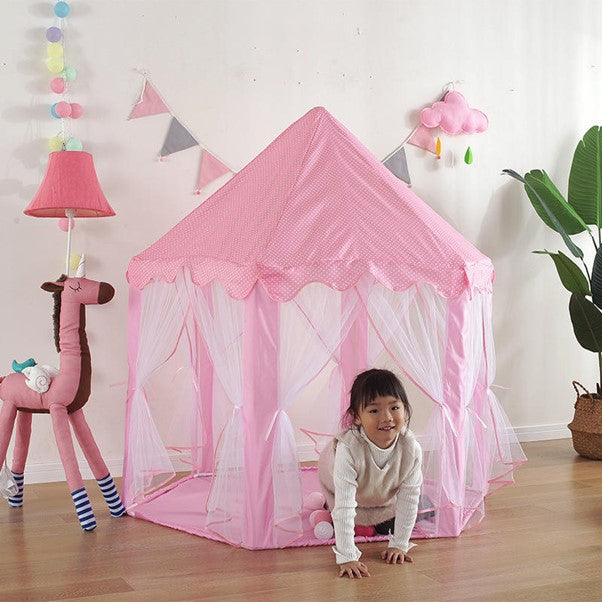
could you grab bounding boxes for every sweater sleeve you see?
[331,442,362,564]
[388,440,423,553]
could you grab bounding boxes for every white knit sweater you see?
[331,428,422,564]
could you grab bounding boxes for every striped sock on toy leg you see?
[71,487,97,531]
[7,471,24,508]
[97,474,126,517]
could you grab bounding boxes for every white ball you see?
[314,521,334,540]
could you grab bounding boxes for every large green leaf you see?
[503,169,585,259]
[568,126,602,226]
[533,250,590,295]
[524,170,587,234]
[569,293,602,352]
[591,246,602,308]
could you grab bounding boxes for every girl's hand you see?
[338,560,370,578]
[381,547,413,564]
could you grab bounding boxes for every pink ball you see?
[50,77,65,94]
[309,509,332,527]
[58,217,75,232]
[55,101,71,118]
[314,521,334,540]
[70,103,83,119]
[303,491,325,510]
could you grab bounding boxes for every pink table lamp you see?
[24,151,115,275]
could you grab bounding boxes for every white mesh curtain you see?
[124,274,188,506]
[365,282,452,536]
[364,283,518,536]
[272,284,359,546]
[183,271,245,544]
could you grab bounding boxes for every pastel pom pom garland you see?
[45,1,84,153]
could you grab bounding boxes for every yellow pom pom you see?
[47,58,65,73]
[47,42,64,59]
[48,136,63,151]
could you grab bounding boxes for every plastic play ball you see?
[54,2,70,18]
[50,103,60,118]
[48,136,63,151]
[46,27,62,42]
[58,218,76,233]
[47,42,64,59]
[50,77,66,94]
[55,101,72,118]
[65,137,83,151]
[62,66,77,82]
[303,491,326,510]
[309,509,332,528]
[314,521,334,540]
[47,58,65,74]
[70,103,83,119]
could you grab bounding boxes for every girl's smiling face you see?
[354,395,405,449]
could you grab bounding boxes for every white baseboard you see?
[16,424,572,485]
[512,423,571,442]
[22,457,124,485]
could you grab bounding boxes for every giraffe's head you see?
[41,276,115,305]
[41,254,115,306]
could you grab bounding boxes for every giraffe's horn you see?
[75,254,86,278]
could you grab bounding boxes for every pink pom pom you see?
[58,217,75,232]
[314,521,334,540]
[50,77,65,94]
[55,101,71,118]
[303,491,325,510]
[70,103,83,119]
[309,509,332,527]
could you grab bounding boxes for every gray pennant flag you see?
[160,117,199,157]
[383,146,411,186]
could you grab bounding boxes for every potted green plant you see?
[504,126,602,459]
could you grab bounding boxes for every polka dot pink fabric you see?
[127,107,493,301]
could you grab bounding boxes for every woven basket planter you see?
[568,381,602,460]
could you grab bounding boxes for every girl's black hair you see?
[342,368,411,430]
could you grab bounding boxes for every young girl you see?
[318,368,422,579]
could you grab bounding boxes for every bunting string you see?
[128,70,235,194]
[128,75,487,195]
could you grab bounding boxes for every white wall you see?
[1,0,600,482]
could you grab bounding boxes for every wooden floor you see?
[1,439,601,602]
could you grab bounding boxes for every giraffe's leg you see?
[8,412,32,507]
[49,404,96,531]
[69,409,126,517]
[0,402,18,505]
[0,402,17,467]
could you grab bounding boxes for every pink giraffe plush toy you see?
[0,259,125,530]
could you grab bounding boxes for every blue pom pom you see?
[50,103,60,119]
[54,2,70,18]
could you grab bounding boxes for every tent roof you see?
[127,107,493,300]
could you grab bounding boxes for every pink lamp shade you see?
[24,151,115,218]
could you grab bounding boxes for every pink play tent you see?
[124,107,525,549]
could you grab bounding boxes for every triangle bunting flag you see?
[383,147,411,186]
[160,117,199,157]
[407,124,437,154]
[195,150,231,193]
[128,79,170,120]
